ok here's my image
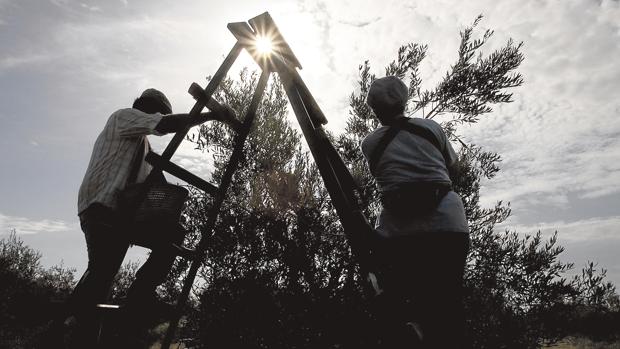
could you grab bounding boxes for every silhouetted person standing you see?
[68,88,234,347]
[360,76,469,349]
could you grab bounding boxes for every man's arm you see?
[155,106,238,134]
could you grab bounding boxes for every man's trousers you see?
[67,203,183,347]
[373,232,470,349]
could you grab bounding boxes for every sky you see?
[1,0,619,286]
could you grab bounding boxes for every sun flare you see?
[255,36,273,54]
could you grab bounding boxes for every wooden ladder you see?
[134,12,382,349]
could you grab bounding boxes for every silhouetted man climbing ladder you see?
[65,88,237,347]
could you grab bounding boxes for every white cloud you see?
[0,53,56,70]
[500,215,620,243]
[0,213,73,235]
[435,0,620,211]
[337,17,381,28]
[49,0,70,7]
[500,215,620,286]
[80,3,100,12]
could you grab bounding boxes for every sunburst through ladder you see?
[119,12,381,349]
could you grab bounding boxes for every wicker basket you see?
[132,184,188,222]
[129,184,189,248]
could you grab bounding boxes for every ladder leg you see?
[160,69,271,349]
[278,71,378,295]
[279,73,352,218]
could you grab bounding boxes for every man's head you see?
[133,88,172,115]
[366,76,408,125]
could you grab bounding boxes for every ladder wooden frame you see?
[141,12,380,349]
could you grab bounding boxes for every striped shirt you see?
[77,108,163,214]
[361,117,469,236]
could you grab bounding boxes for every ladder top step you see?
[188,83,243,132]
[248,12,302,69]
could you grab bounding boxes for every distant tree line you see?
[0,230,140,348]
[0,230,75,348]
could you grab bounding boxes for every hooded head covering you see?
[139,88,172,114]
[366,76,408,117]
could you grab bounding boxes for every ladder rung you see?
[188,82,243,132]
[95,304,122,312]
[171,243,196,259]
[145,151,218,195]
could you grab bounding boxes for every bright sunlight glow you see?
[255,36,273,54]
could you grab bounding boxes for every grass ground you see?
[146,337,620,349]
[549,337,620,349]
